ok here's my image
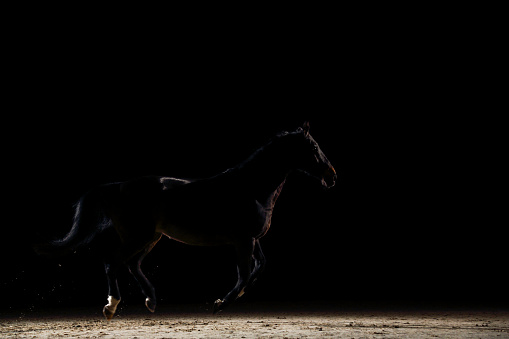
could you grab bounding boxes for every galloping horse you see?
[36,122,336,319]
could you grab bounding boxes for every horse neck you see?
[236,143,290,207]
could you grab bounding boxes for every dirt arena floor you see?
[1,303,508,338]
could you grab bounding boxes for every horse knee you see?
[255,257,266,272]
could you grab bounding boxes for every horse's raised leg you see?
[243,239,266,295]
[213,238,254,314]
[127,234,162,313]
[103,262,121,320]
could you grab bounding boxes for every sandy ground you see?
[1,303,508,338]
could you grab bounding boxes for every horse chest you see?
[254,200,274,238]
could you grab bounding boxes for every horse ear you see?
[302,121,310,136]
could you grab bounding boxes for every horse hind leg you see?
[103,262,121,320]
[103,295,121,320]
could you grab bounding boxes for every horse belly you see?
[155,203,264,246]
[155,215,239,246]
[155,185,270,245]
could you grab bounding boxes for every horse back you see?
[117,176,190,197]
[110,176,190,231]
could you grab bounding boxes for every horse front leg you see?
[127,234,162,313]
[213,238,255,314]
[243,239,266,295]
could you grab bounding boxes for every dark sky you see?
[2,11,505,313]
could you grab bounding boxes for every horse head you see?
[285,122,337,189]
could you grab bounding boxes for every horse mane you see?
[204,128,304,182]
[226,128,305,176]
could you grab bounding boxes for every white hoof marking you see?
[103,296,120,320]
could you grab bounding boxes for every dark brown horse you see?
[35,122,336,319]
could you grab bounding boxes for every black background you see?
[1,7,505,314]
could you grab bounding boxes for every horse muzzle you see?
[322,165,337,188]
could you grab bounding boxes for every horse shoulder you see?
[250,199,273,239]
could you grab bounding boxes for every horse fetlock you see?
[145,297,156,313]
[103,296,121,320]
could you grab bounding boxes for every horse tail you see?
[34,182,121,257]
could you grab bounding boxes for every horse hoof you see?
[145,298,156,313]
[212,299,223,314]
[103,305,115,320]
[103,296,120,320]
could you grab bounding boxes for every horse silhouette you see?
[35,122,336,319]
